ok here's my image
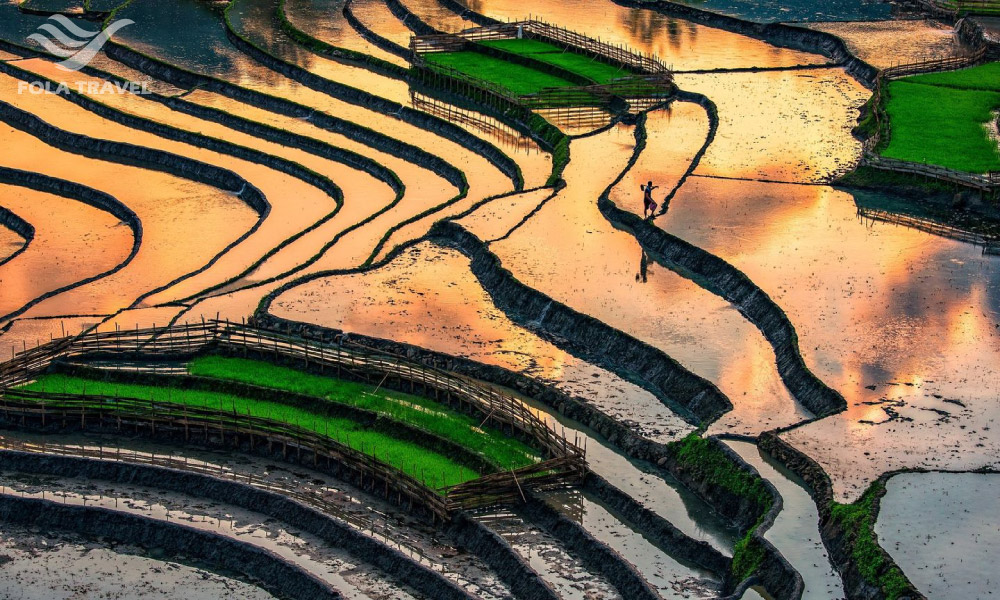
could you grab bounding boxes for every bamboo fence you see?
[409,19,673,112]
[0,436,439,568]
[857,205,996,248]
[411,20,668,74]
[0,321,587,520]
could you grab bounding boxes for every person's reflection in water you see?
[636,250,649,283]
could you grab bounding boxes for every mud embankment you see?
[615,0,879,86]
[0,449,475,600]
[661,89,719,207]
[0,204,34,268]
[0,99,269,216]
[759,432,925,600]
[958,17,1000,56]
[100,39,469,192]
[221,10,524,190]
[521,495,662,600]
[0,58,345,214]
[253,309,801,597]
[384,0,438,36]
[599,113,846,420]
[447,512,560,600]
[0,166,142,322]
[429,221,732,425]
[343,0,415,60]
[0,489,341,599]
[585,473,730,576]
[436,0,498,26]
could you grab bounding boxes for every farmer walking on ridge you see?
[640,180,658,219]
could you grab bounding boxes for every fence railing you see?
[412,20,669,75]
[0,320,587,519]
[857,205,996,247]
[0,436,440,569]
[930,0,1000,14]
[409,19,672,112]
[410,92,540,152]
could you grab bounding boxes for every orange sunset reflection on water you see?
[660,175,1000,500]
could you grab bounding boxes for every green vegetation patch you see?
[730,522,767,582]
[904,62,1000,93]
[829,482,911,600]
[424,51,580,96]
[21,374,481,490]
[672,434,772,513]
[188,356,537,471]
[669,434,773,581]
[881,80,1000,173]
[479,38,633,84]
[935,0,1000,15]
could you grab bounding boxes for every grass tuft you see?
[829,482,911,600]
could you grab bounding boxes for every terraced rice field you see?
[1,0,998,598]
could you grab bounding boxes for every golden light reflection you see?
[471,0,825,70]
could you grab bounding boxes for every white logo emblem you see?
[26,15,134,71]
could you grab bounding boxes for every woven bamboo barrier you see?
[411,20,669,75]
[0,321,587,520]
[857,205,996,247]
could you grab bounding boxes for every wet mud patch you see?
[0,472,423,600]
[539,488,721,599]
[283,0,410,67]
[725,440,844,600]
[0,122,256,319]
[475,509,623,600]
[493,126,803,435]
[0,220,23,265]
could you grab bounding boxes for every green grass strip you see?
[882,80,1000,173]
[22,374,480,490]
[479,39,633,84]
[424,51,580,96]
[829,482,910,600]
[669,434,772,581]
[188,356,538,471]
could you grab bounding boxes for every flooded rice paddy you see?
[0,525,276,600]
[876,472,1000,599]
[804,19,972,69]
[0,0,998,595]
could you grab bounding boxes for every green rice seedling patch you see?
[881,80,1000,173]
[423,51,580,96]
[479,39,634,84]
[21,374,481,490]
[187,356,538,471]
